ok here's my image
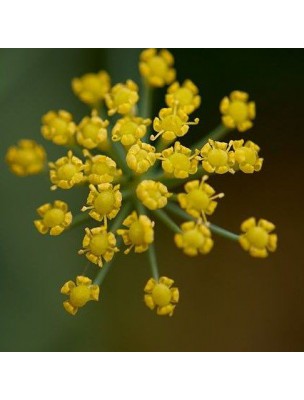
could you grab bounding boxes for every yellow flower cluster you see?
[6,48,278,319]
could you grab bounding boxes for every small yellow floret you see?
[105,80,139,116]
[81,183,122,225]
[152,106,199,142]
[41,110,76,146]
[166,80,201,114]
[136,180,172,210]
[83,150,122,184]
[177,176,224,222]
[112,116,151,147]
[76,110,109,150]
[72,71,111,106]
[117,211,154,254]
[160,141,199,179]
[139,48,176,88]
[61,276,99,315]
[239,217,278,258]
[78,226,119,267]
[232,140,263,173]
[200,139,235,174]
[49,150,84,190]
[220,91,256,132]
[6,139,46,176]
[34,200,72,236]
[144,276,179,316]
[126,140,157,174]
[175,221,214,256]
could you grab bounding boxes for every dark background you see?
[0,49,303,351]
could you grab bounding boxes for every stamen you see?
[150,131,164,141]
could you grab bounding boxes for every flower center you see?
[162,115,183,133]
[235,147,257,165]
[207,149,228,167]
[120,121,138,136]
[149,56,167,77]
[18,149,36,166]
[174,88,193,105]
[129,221,145,245]
[70,285,91,308]
[89,233,109,256]
[84,76,102,94]
[51,117,68,135]
[169,153,190,171]
[187,189,210,211]
[43,208,65,228]
[183,229,205,248]
[246,227,268,248]
[228,101,248,123]
[114,88,131,105]
[57,163,77,180]
[94,191,115,215]
[82,123,99,140]
[152,283,172,307]
[91,163,111,176]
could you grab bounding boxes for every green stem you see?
[157,167,207,190]
[191,124,231,151]
[108,142,130,176]
[70,212,91,229]
[141,81,153,119]
[147,242,159,280]
[153,209,181,233]
[166,202,239,241]
[93,202,132,286]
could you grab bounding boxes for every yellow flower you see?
[61,276,99,315]
[177,176,224,222]
[232,140,263,173]
[200,139,235,174]
[174,221,214,256]
[151,106,199,142]
[49,150,84,190]
[126,140,157,174]
[220,90,256,132]
[112,116,151,147]
[160,141,199,179]
[83,150,121,185]
[34,200,72,236]
[71,71,111,106]
[41,110,76,146]
[166,80,201,114]
[78,226,119,267]
[5,139,46,176]
[144,276,179,316]
[136,180,172,210]
[81,183,122,225]
[239,217,278,258]
[105,80,139,116]
[139,48,176,87]
[117,211,154,254]
[76,110,109,150]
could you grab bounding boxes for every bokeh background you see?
[0,49,303,351]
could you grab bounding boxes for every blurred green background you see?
[1,49,303,351]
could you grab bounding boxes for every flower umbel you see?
[144,276,179,316]
[79,227,119,267]
[41,110,76,146]
[166,80,201,114]
[61,276,99,315]
[5,139,46,176]
[6,48,278,319]
[49,150,84,190]
[34,200,72,236]
[72,71,111,107]
[117,211,154,254]
[139,48,176,87]
[239,217,278,258]
[220,90,256,132]
[81,183,122,225]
